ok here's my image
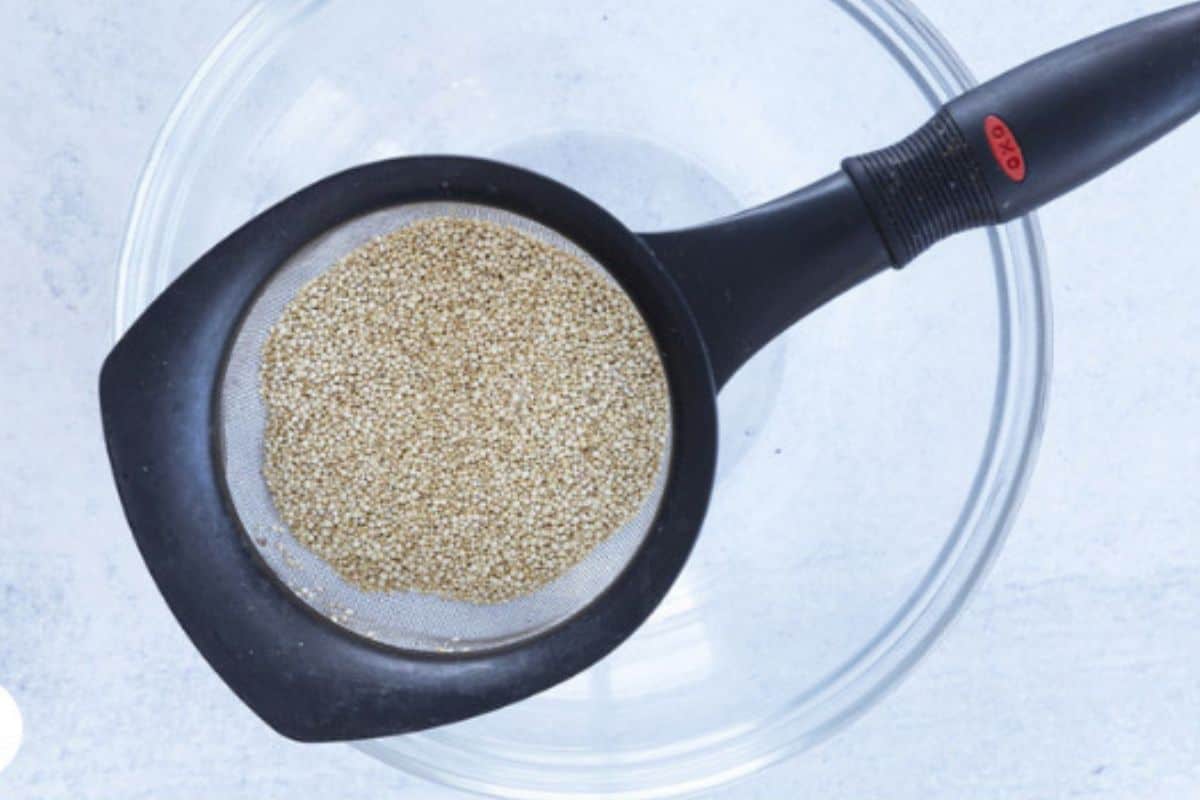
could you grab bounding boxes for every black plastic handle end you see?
[845,1,1200,266]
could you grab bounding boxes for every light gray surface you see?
[1,1,1197,798]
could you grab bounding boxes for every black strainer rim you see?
[100,156,719,741]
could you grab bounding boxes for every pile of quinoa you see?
[260,217,670,604]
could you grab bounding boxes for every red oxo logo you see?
[984,115,1026,183]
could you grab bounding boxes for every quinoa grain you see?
[260,217,669,604]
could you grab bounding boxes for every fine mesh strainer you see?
[101,4,1200,741]
[220,202,672,653]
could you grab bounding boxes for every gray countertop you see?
[1,1,1197,797]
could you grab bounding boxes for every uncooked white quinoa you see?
[260,217,669,604]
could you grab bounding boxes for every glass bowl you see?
[114,0,1051,797]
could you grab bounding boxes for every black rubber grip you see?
[842,110,998,267]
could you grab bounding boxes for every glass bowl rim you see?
[112,0,1052,797]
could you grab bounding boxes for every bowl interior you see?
[116,0,1050,797]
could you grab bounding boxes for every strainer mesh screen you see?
[219,202,671,654]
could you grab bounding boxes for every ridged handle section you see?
[842,110,998,267]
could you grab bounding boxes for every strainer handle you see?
[648,2,1200,387]
[843,1,1200,266]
